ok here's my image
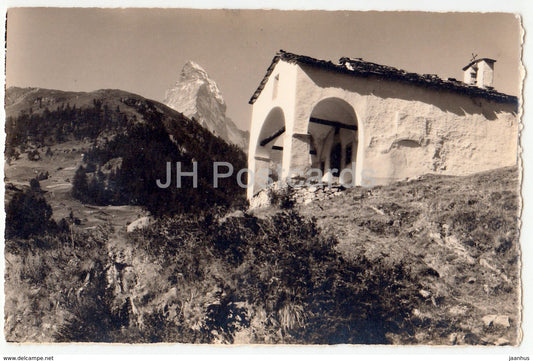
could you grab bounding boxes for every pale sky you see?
[6,8,522,131]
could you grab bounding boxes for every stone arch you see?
[250,106,287,195]
[306,97,363,186]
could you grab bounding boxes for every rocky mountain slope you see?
[163,61,249,151]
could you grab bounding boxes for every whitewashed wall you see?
[248,60,518,198]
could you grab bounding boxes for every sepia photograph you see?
[2,7,524,349]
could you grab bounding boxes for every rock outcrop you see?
[164,61,249,151]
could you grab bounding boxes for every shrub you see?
[5,185,55,239]
[268,186,295,209]
[27,149,41,161]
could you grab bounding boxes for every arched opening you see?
[253,107,286,193]
[307,98,360,186]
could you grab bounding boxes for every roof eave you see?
[249,51,516,106]
[248,55,282,104]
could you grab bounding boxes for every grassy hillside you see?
[5,87,248,219]
[296,166,521,345]
[4,165,521,344]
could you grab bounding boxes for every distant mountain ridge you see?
[163,61,249,151]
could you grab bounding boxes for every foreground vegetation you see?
[5,207,420,343]
[4,166,521,344]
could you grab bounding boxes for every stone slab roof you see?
[249,50,518,105]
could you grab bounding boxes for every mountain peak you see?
[181,60,210,80]
[172,60,225,106]
[183,60,206,72]
[164,61,249,151]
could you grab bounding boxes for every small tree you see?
[72,166,89,202]
[29,177,41,191]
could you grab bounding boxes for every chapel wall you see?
[294,65,519,185]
